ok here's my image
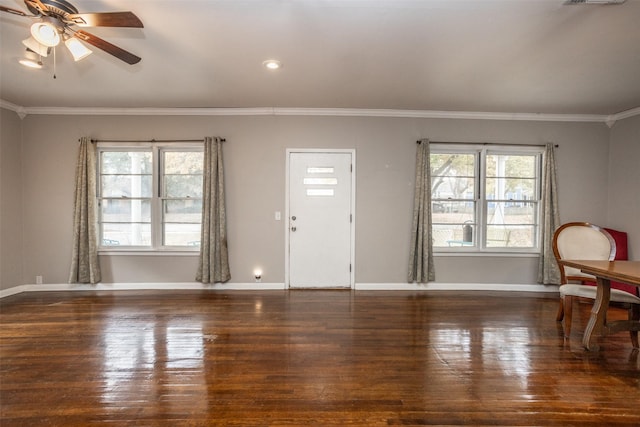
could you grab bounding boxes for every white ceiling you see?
[1,0,640,115]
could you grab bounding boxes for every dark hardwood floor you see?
[1,290,639,426]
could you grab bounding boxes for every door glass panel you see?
[307,167,334,174]
[303,178,338,185]
[307,189,334,196]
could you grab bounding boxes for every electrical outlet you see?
[36,275,43,285]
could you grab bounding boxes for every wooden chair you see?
[553,222,640,347]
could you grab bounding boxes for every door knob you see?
[292,216,297,221]
[291,226,297,232]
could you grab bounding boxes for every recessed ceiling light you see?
[263,60,282,70]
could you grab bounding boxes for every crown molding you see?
[606,106,640,127]
[0,99,27,119]
[2,99,638,124]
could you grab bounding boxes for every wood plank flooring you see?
[1,290,639,426]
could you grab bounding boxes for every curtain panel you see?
[69,137,101,284]
[408,139,435,283]
[196,137,231,283]
[537,143,561,284]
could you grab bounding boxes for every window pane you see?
[486,178,536,200]
[487,154,536,178]
[486,154,537,200]
[431,200,476,222]
[164,223,202,246]
[163,200,202,223]
[101,175,152,197]
[101,199,151,223]
[101,151,152,174]
[506,225,536,248]
[101,223,151,246]
[432,223,475,247]
[487,202,536,226]
[431,153,476,200]
[486,153,539,249]
[431,153,475,176]
[164,175,203,198]
[486,225,535,248]
[164,152,203,174]
[162,151,203,247]
[431,201,474,220]
[485,226,513,248]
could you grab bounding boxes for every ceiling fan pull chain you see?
[53,46,56,79]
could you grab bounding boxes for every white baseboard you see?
[355,283,558,293]
[0,282,286,298]
[0,285,30,298]
[1,282,558,298]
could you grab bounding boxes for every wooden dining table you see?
[557,260,640,351]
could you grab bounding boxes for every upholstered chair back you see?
[553,222,615,284]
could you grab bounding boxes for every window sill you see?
[98,249,199,256]
[434,251,540,258]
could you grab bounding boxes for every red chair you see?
[603,228,639,296]
[577,228,639,296]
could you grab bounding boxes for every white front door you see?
[287,150,354,288]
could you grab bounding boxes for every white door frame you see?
[285,148,356,289]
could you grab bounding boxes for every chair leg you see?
[556,297,565,321]
[629,304,639,349]
[563,296,574,338]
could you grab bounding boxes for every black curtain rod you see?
[416,140,558,148]
[84,138,226,143]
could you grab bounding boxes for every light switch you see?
[275,211,281,221]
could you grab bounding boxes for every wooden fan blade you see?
[24,0,49,14]
[0,5,29,16]
[67,12,143,28]
[74,30,141,65]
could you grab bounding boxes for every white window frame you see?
[431,143,544,255]
[97,142,203,254]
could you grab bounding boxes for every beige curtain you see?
[408,139,435,283]
[69,137,101,284]
[196,137,231,283]
[537,143,561,284]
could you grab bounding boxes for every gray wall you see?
[3,109,634,289]
[608,115,640,259]
[0,108,23,290]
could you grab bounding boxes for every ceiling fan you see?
[0,0,143,65]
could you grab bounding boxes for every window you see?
[430,144,543,253]
[98,144,203,251]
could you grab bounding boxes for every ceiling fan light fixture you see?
[65,36,93,61]
[22,37,51,57]
[19,58,43,69]
[19,50,43,69]
[30,20,61,47]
